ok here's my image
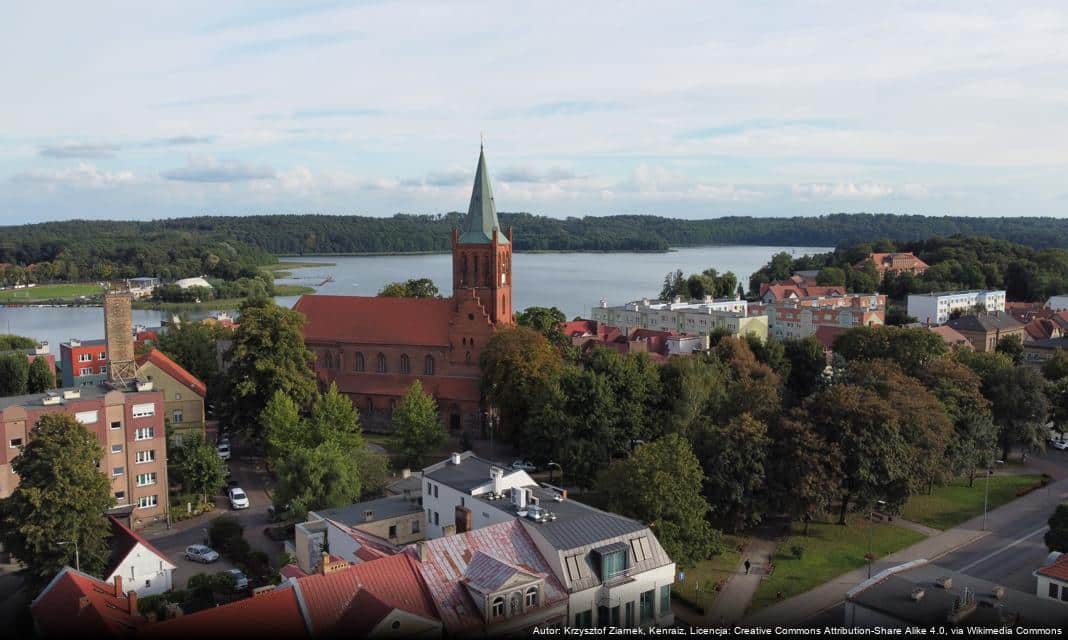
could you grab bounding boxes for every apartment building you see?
[134,348,206,445]
[60,338,110,387]
[591,297,766,342]
[0,341,56,377]
[0,383,169,528]
[907,290,1007,326]
[945,312,1025,353]
[767,293,886,340]
[857,252,929,276]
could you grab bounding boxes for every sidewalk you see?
[744,475,1068,626]
[706,537,778,624]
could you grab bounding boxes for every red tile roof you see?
[144,586,308,639]
[135,349,206,397]
[862,252,930,273]
[105,516,175,579]
[295,295,456,347]
[928,325,975,349]
[1037,554,1068,582]
[279,564,308,580]
[294,553,438,635]
[325,374,481,403]
[760,283,847,301]
[31,567,144,638]
[814,325,850,350]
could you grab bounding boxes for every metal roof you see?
[424,452,510,492]
[312,495,421,527]
[458,146,508,245]
[493,486,648,551]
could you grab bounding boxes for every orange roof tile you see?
[295,295,456,347]
[143,586,308,639]
[135,349,206,397]
[928,325,975,349]
[105,516,175,579]
[31,567,144,638]
[1037,554,1068,582]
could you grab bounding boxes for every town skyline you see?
[3,1,1068,222]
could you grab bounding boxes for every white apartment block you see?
[591,297,766,341]
[421,452,676,629]
[907,290,1006,325]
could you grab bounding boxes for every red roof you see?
[279,564,308,580]
[323,519,401,561]
[295,295,456,347]
[928,325,975,349]
[143,586,308,639]
[31,567,144,638]
[863,252,930,272]
[1037,554,1068,582]
[135,349,206,397]
[325,374,480,403]
[295,553,438,635]
[760,283,847,301]
[105,516,175,578]
[814,325,850,350]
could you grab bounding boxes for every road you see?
[147,436,282,589]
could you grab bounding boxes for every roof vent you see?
[42,393,61,406]
[450,452,462,465]
[910,588,925,602]
[69,339,81,347]
[62,389,81,400]
[136,380,153,392]
[935,576,953,590]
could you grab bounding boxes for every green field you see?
[674,534,743,612]
[0,282,103,303]
[750,516,925,611]
[902,474,1043,530]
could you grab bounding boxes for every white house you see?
[104,516,175,597]
[907,290,1007,326]
[1035,552,1068,603]
[174,276,212,290]
[1048,296,1068,312]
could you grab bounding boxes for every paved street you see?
[145,437,282,589]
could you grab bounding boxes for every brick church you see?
[294,147,514,432]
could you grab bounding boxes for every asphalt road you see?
[148,437,281,589]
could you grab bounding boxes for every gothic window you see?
[474,255,478,277]
[425,355,435,376]
[465,351,471,364]
[354,352,365,372]
[400,354,410,374]
[376,353,387,373]
[461,254,467,285]
[484,256,491,285]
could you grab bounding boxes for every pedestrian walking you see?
[744,559,751,575]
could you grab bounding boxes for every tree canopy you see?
[377,278,440,298]
[391,380,447,468]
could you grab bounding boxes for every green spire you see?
[459,145,508,244]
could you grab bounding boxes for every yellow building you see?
[135,349,206,445]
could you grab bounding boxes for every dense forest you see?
[2,213,1068,285]
[747,236,1068,302]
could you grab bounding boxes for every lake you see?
[0,245,828,361]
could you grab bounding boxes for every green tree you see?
[391,380,446,468]
[596,434,722,566]
[996,334,1025,365]
[173,434,227,501]
[224,299,317,434]
[816,266,846,286]
[915,358,997,485]
[782,336,827,401]
[26,357,55,393]
[1046,504,1068,553]
[156,320,223,385]
[1049,378,1068,438]
[311,382,364,451]
[657,356,728,438]
[660,269,686,300]
[985,365,1050,460]
[0,352,29,396]
[261,391,307,464]
[1042,349,1068,381]
[481,326,564,440]
[377,278,439,298]
[274,441,361,519]
[0,414,113,590]
[695,413,770,530]
[516,306,568,346]
[833,325,948,375]
[767,410,842,534]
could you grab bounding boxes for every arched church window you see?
[400,354,410,374]
[323,351,333,369]
[376,353,387,373]
[354,352,364,372]
[424,355,435,375]
[465,351,471,364]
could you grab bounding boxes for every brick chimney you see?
[416,541,428,562]
[127,589,138,615]
[114,574,123,597]
[103,290,136,382]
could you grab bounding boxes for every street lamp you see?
[546,461,563,487]
[58,540,80,572]
[867,500,887,579]
[982,459,1005,531]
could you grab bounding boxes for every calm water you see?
[1,245,828,361]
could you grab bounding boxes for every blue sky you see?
[2,1,1067,222]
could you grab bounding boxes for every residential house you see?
[0,384,169,527]
[144,583,310,639]
[104,516,176,597]
[787,270,821,287]
[1035,552,1068,604]
[1024,337,1068,366]
[767,294,886,340]
[845,559,1068,628]
[125,278,160,300]
[907,290,1007,326]
[759,282,846,303]
[408,519,569,635]
[590,298,766,342]
[857,252,929,277]
[295,149,514,433]
[0,340,56,377]
[294,494,424,573]
[562,320,707,359]
[945,312,1025,353]
[60,338,110,387]
[30,568,145,638]
[134,349,206,445]
[1049,295,1068,311]
[927,325,975,350]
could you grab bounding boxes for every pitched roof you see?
[294,553,438,635]
[294,295,456,347]
[105,516,175,579]
[863,252,930,271]
[408,519,568,632]
[760,283,847,301]
[143,585,308,639]
[814,325,850,350]
[462,551,539,594]
[314,495,422,528]
[927,325,974,349]
[134,349,206,397]
[504,485,649,551]
[459,146,508,245]
[31,567,144,638]
[320,518,402,560]
[423,451,513,492]
[946,312,1024,333]
[1037,553,1068,582]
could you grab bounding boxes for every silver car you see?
[184,544,220,563]
[226,568,249,590]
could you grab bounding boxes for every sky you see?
[2,1,1067,223]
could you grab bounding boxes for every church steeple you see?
[459,146,508,245]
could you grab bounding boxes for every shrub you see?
[209,515,247,559]
[790,544,806,559]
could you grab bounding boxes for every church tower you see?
[452,146,514,325]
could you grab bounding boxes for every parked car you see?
[217,443,232,460]
[511,459,537,472]
[1052,439,1068,451]
[184,544,220,563]
[228,487,250,510]
[226,568,250,590]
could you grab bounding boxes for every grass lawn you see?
[902,474,1044,530]
[750,516,925,611]
[673,534,743,612]
[270,260,336,270]
[0,282,103,303]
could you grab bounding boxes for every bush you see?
[169,493,214,522]
[790,544,806,559]
[244,550,272,582]
[209,515,246,558]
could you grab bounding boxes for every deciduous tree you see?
[172,434,227,502]
[377,278,440,298]
[1046,504,1068,553]
[516,306,568,347]
[694,413,770,530]
[766,410,842,534]
[26,357,55,393]
[0,352,29,396]
[157,320,224,385]
[391,380,446,468]
[481,326,564,440]
[274,441,361,519]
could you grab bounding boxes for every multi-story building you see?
[135,348,206,445]
[856,252,929,277]
[591,297,766,342]
[1024,337,1068,366]
[0,341,56,377]
[561,320,708,359]
[60,338,110,387]
[907,290,1006,326]
[944,312,1025,353]
[759,282,846,303]
[767,294,886,340]
[0,383,169,528]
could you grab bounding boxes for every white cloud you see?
[161,156,275,182]
[11,162,137,189]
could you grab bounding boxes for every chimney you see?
[416,541,429,562]
[126,589,138,615]
[103,291,136,382]
[114,575,123,597]
[490,467,504,495]
[320,552,330,575]
[450,452,462,465]
[401,468,411,479]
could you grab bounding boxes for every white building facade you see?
[591,297,766,340]
[907,290,1006,325]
